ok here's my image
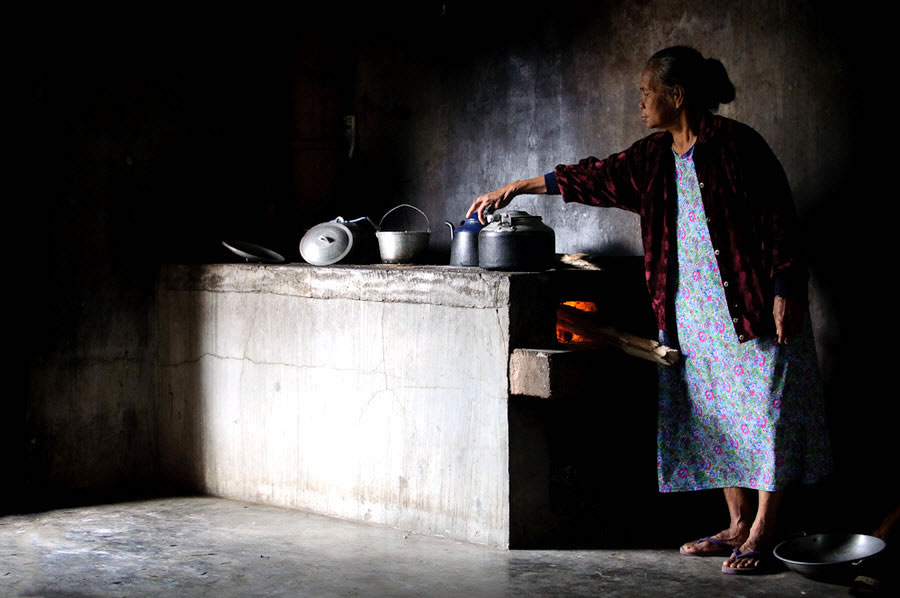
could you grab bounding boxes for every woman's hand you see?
[466,176,548,224]
[773,296,803,344]
[466,182,520,224]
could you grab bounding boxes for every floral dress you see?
[656,146,831,493]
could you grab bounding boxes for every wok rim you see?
[773,533,886,567]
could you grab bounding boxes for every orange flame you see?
[557,301,598,344]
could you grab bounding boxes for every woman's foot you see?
[721,534,775,573]
[680,526,749,556]
[716,487,784,573]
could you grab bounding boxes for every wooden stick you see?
[557,304,680,366]
[557,253,603,270]
[873,504,900,540]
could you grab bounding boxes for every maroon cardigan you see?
[551,113,805,343]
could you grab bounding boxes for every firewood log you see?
[557,304,680,366]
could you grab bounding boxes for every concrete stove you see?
[157,261,653,548]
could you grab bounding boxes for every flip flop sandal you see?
[680,536,735,557]
[721,548,775,575]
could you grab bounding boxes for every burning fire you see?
[557,301,598,344]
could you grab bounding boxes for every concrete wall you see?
[158,264,516,547]
[12,32,299,509]
[15,44,168,506]
[352,1,854,341]
[353,2,847,253]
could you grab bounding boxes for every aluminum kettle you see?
[477,210,555,270]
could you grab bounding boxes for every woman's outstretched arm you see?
[466,176,548,224]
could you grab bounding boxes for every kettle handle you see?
[444,221,455,239]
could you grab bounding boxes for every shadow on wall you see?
[803,173,896,535]
[791,13,895,535]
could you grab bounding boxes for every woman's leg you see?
[680,487,752,555]
[722,489,785,569]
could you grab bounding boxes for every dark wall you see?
[12,1,893,536]
[12,31,301,509]
[351,1,894,533]
[11,10,379,511]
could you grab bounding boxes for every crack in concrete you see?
[161,288,508,309]
[159,353,386,376]
[238,301,261,393]
[359,382,469,423]
[380,304,389,394]
[388,384,465,393]
[363,384,464,407]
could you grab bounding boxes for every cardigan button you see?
[699,182,705,189]
[739,335,745,341]
[723,281,729,287]
[733,317,739,323]
[714,249,720,256]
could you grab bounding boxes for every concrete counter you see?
[163,263,523,307]
[157,262,650,548]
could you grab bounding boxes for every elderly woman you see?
[467,46,830,574]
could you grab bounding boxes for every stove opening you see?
[556,300,599,345]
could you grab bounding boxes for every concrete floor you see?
[0,497,863,597]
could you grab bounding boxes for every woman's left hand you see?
[773,296,803,344]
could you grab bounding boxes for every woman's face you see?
[639,68,677,130]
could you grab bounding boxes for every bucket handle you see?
[379,203,431,233]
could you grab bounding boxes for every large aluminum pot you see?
[375,204,431,264]
[478,210,555,271]
[773,533,886,581]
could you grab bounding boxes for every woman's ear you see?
[671,85,685,110]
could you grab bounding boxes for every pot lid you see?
[491,210,542,223]
[483,210,553,233]
[222,240,285,263]
[299,221,354,265]
[448,215,485,234]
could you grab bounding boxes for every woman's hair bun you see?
[647,46,736,113]
[703,57,736,108]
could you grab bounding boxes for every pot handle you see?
[334,216,378,230]
[379,204,431,233]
